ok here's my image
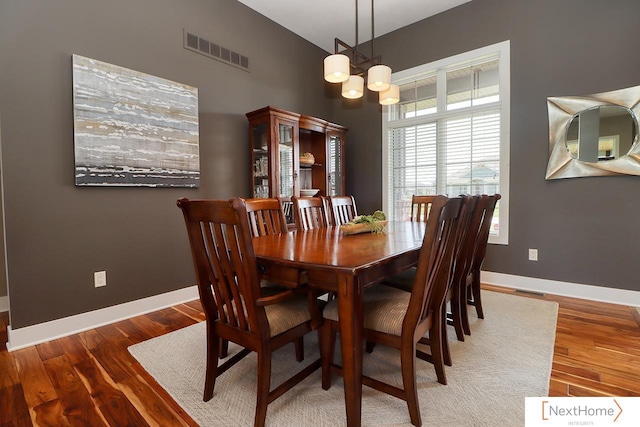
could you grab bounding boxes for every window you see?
[382,41,510,244]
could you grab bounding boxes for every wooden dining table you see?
[252,221,427,427]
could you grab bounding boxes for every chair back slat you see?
[177,198,269,337]
[471,194,501,271]
[292,196,329,231]
[328,195,358,226]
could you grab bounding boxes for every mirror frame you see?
[545,84,640,180]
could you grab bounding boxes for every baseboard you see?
[482,271,640,308]
[6,285,199,352]
[0,296,8,313]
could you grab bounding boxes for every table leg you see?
[337,274,363,427]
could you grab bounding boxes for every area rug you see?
[129,291,558,426]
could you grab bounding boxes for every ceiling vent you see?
[184,29,249,71]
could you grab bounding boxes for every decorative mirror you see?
[545,84,640,179]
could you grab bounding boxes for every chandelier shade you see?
[367,64,391,91]
[342,75,364,99]
[324,54,350,83]
[379,84,400,105]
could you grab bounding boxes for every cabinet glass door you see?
[327,134,343,196]
[252,123,269,198]
[278,122,295,198]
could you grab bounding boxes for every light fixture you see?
[379,84,399,105]
[342,75,364,99]
[367,64,391,91]
[324,54,350,83]
[323,0,397,105]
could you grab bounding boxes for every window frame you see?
[382,40,510,245]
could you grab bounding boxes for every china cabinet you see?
[246,106,347,210]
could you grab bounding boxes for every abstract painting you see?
[73,55,199,187]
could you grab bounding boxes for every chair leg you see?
[401,342,422,427]
[294,337,304,362]
[320,320,336,390]
[430,314,447,385]
[219,339,229,359]
[204,328,221,401]
[441,306,452,367]
[450,293,465,342]
[471,270,484,319]
[365,341,376,353]
[462,283,472,336]
[255,350,272,427]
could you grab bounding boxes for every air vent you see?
[514,289,546,297]
[184,29,249,72]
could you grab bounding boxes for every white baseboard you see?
[0,296,8,313]
[6,285,199,352]
[482,271,640,308]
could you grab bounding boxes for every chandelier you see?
[323,0,399,105]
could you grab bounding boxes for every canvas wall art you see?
[73,54,199,187]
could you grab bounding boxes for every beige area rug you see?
[128,291,558,426]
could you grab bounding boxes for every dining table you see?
[252,220,427,427]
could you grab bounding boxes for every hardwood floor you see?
[1,285,639,426]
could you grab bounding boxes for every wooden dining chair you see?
[177,197,322,427]
[291,195,336,302]
[321,196,464,427]
[379,195,476,365]
[461,193,501,335]
[409,195,437,222]
[381,194,437,296]
[239,197,305,361]
[291,196,330,231]
[380,194,437,298]
[327,195,358,226]
[244,197,289,237]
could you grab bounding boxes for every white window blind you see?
[383,41,510,244]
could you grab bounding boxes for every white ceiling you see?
[237,0,472,53]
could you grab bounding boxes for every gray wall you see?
[0,116,5,300]
[344,0,640,292]
[0,0,333,328]
[2,0,639,330]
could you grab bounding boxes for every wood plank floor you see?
[1,285,639,426]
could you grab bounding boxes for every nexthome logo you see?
[541,399,622,421]
[525,397,639,427]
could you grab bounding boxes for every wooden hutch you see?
[246,106,347,224]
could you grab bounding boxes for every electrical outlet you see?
[94,270,107,287]
[528,249,538,261]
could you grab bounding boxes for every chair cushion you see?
[222,287,312,337]
[264,292,312,337]
[323,285,410,336]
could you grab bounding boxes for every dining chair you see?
[241,197,305,361]
[245,197,289,237]
[380,194,437,300]
[327,195,358,226]
[291,195,330,231]
[321,195,464,427]
[379,195,476,366]
[461,193,501,335]
[409,195,437,222]
[291,195,336,303]
[177,197,322,427]
[381,194,437,299]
